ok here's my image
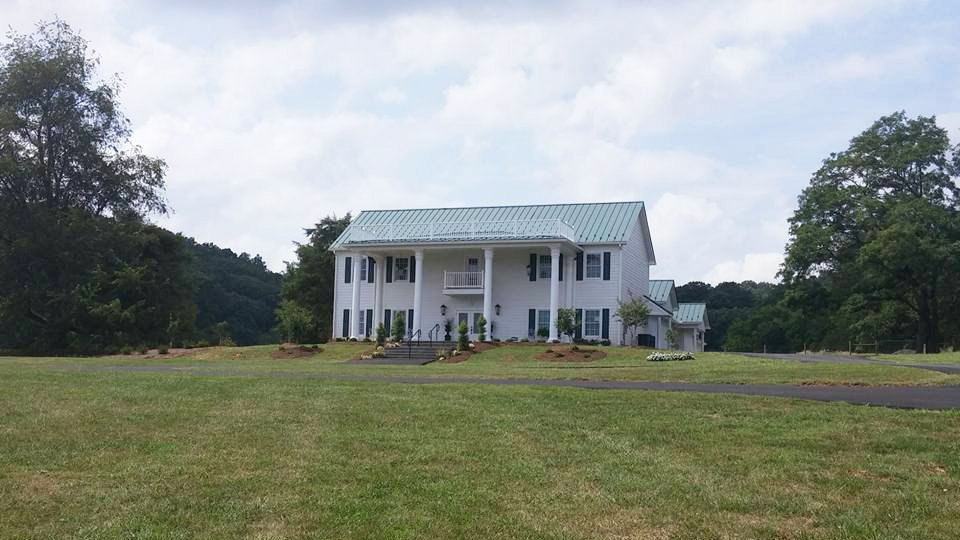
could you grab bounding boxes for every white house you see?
[329,201,706,349]
[645,279,710,352]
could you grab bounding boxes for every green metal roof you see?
[673,303,708,325]
[330,201,647,249]
[648,280,675,304]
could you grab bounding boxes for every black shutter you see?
[575,252,583,281]
[407,309,414,334]
[342,309,349,337]
[529,254,537,281]
[602,252,611,281]
[367,257,375,283]
[528,309,536,337]
[409,257,416,283]
[384,309,392,330]
[365,309,373,337]
[559,253,564,281]
[575,309,583,341]
[385,256,393,283]
[344,256,352,283]
[601,308,610,339]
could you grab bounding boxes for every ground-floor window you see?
[583,309,601,338]
[537,310,550,333]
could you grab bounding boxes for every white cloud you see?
[705,252,784,283]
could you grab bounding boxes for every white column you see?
[548,246,560,342]
[373,255,384,332]
[482,248,494,341]
[350,254,361,339]
[412,249,424,337]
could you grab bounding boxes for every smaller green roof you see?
[648,280,675,304]
[673,303,708,325]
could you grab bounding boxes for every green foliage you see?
[555,308,578,341]
[457,322,470,352]
[392,313,406,343]
[665,328,678,350]
[280,214,351,342]
[477,315,487,342]
[615,297,650,343]
[676,281,779,351]
[782,112,960,352]
[274,301,313,344]
[375,323,387,347]
[537,327,549,339]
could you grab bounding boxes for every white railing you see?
[444,271,484,289]
[346,219,577,244]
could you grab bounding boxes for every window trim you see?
[394,257,410,281]
[538,254,552,280]
[583,309,601,338]
[584,252,602,280]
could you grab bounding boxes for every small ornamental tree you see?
[616,296,651,345]
[391,313,406,342]
[457,321,470,352]
[555,308,577,342]
[665,327,678,350]
[275,300,313,344]
[375,322,386,346]
[477,315,487,341]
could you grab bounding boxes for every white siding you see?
[333,246,629,344]
[619,217,650,301]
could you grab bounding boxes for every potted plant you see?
[443,318,453,342]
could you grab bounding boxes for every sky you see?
[4,0,960,284]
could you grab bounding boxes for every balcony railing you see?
[444,271,483,289]
[345,219,577,244]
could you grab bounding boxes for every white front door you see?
[457,311,484,338]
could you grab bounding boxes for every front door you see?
[457,311,484,338]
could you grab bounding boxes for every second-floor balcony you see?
[443,271,483,294]
[345,218,577,245]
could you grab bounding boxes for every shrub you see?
[600,339,610,346]
[392,313,406,343]
[555,308,577,342]
[157,345,169,355]
[137,345,149,354]
[120,345,133,355]
[537,327,549,340]
[195,340,210,348]
[435,348,451,361]
[456,322,470,352]
[646,351,695,362]
[375,322,387,347]
[477,315,487,342]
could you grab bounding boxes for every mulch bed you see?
[271,345,322,359]
[439,351,472,363]
[535,346,607,362]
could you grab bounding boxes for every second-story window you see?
[359,258,367,282]
[395,257,409,281]
[585,253,602,279]
[538,254,552,279]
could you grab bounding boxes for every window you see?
[585,253,602,279]
[394,310,406,331]
[538,255,552,279]
[466,257,480,272]
[394,257,409,281]
[358,312,365,337]
[537,310,550,332]
[584,309,601,337]
[471,312,483,334]
[359,257,367,282]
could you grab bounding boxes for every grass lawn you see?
[877,351,960,365]
[6,342,960,387]
[1,361,958,539]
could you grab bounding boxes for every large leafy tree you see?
[782,112,960,352]
[0,21,183,352]
[281,214,351,341]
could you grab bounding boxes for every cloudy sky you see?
[5,0,959,283]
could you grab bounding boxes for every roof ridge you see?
[354,201,643,214]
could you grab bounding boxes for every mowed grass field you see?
[2,346,959,539]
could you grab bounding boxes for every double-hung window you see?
[585,253,602,279]
[359,258,367,282]
[394,257,409,281]
[584,309,601,338]
[538,255,552,279]
[537,310,551,333]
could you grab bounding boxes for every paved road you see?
[56,364,960,410]
[741,352,960,375]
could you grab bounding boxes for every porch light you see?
[495,304,501,316]
[440,304,447,316]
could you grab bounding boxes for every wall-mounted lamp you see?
[495,304,501,316]
[440,304,447,316]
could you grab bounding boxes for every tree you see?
[782,112,960,352]
[274,300,313,344]
[615,296,650,345]
[212,321,230,346]
[391,313,406,343]
[281,214,351,341]
[555,308,578,342]
[375,322,386,347]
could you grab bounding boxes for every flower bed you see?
[646,351,695,362]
